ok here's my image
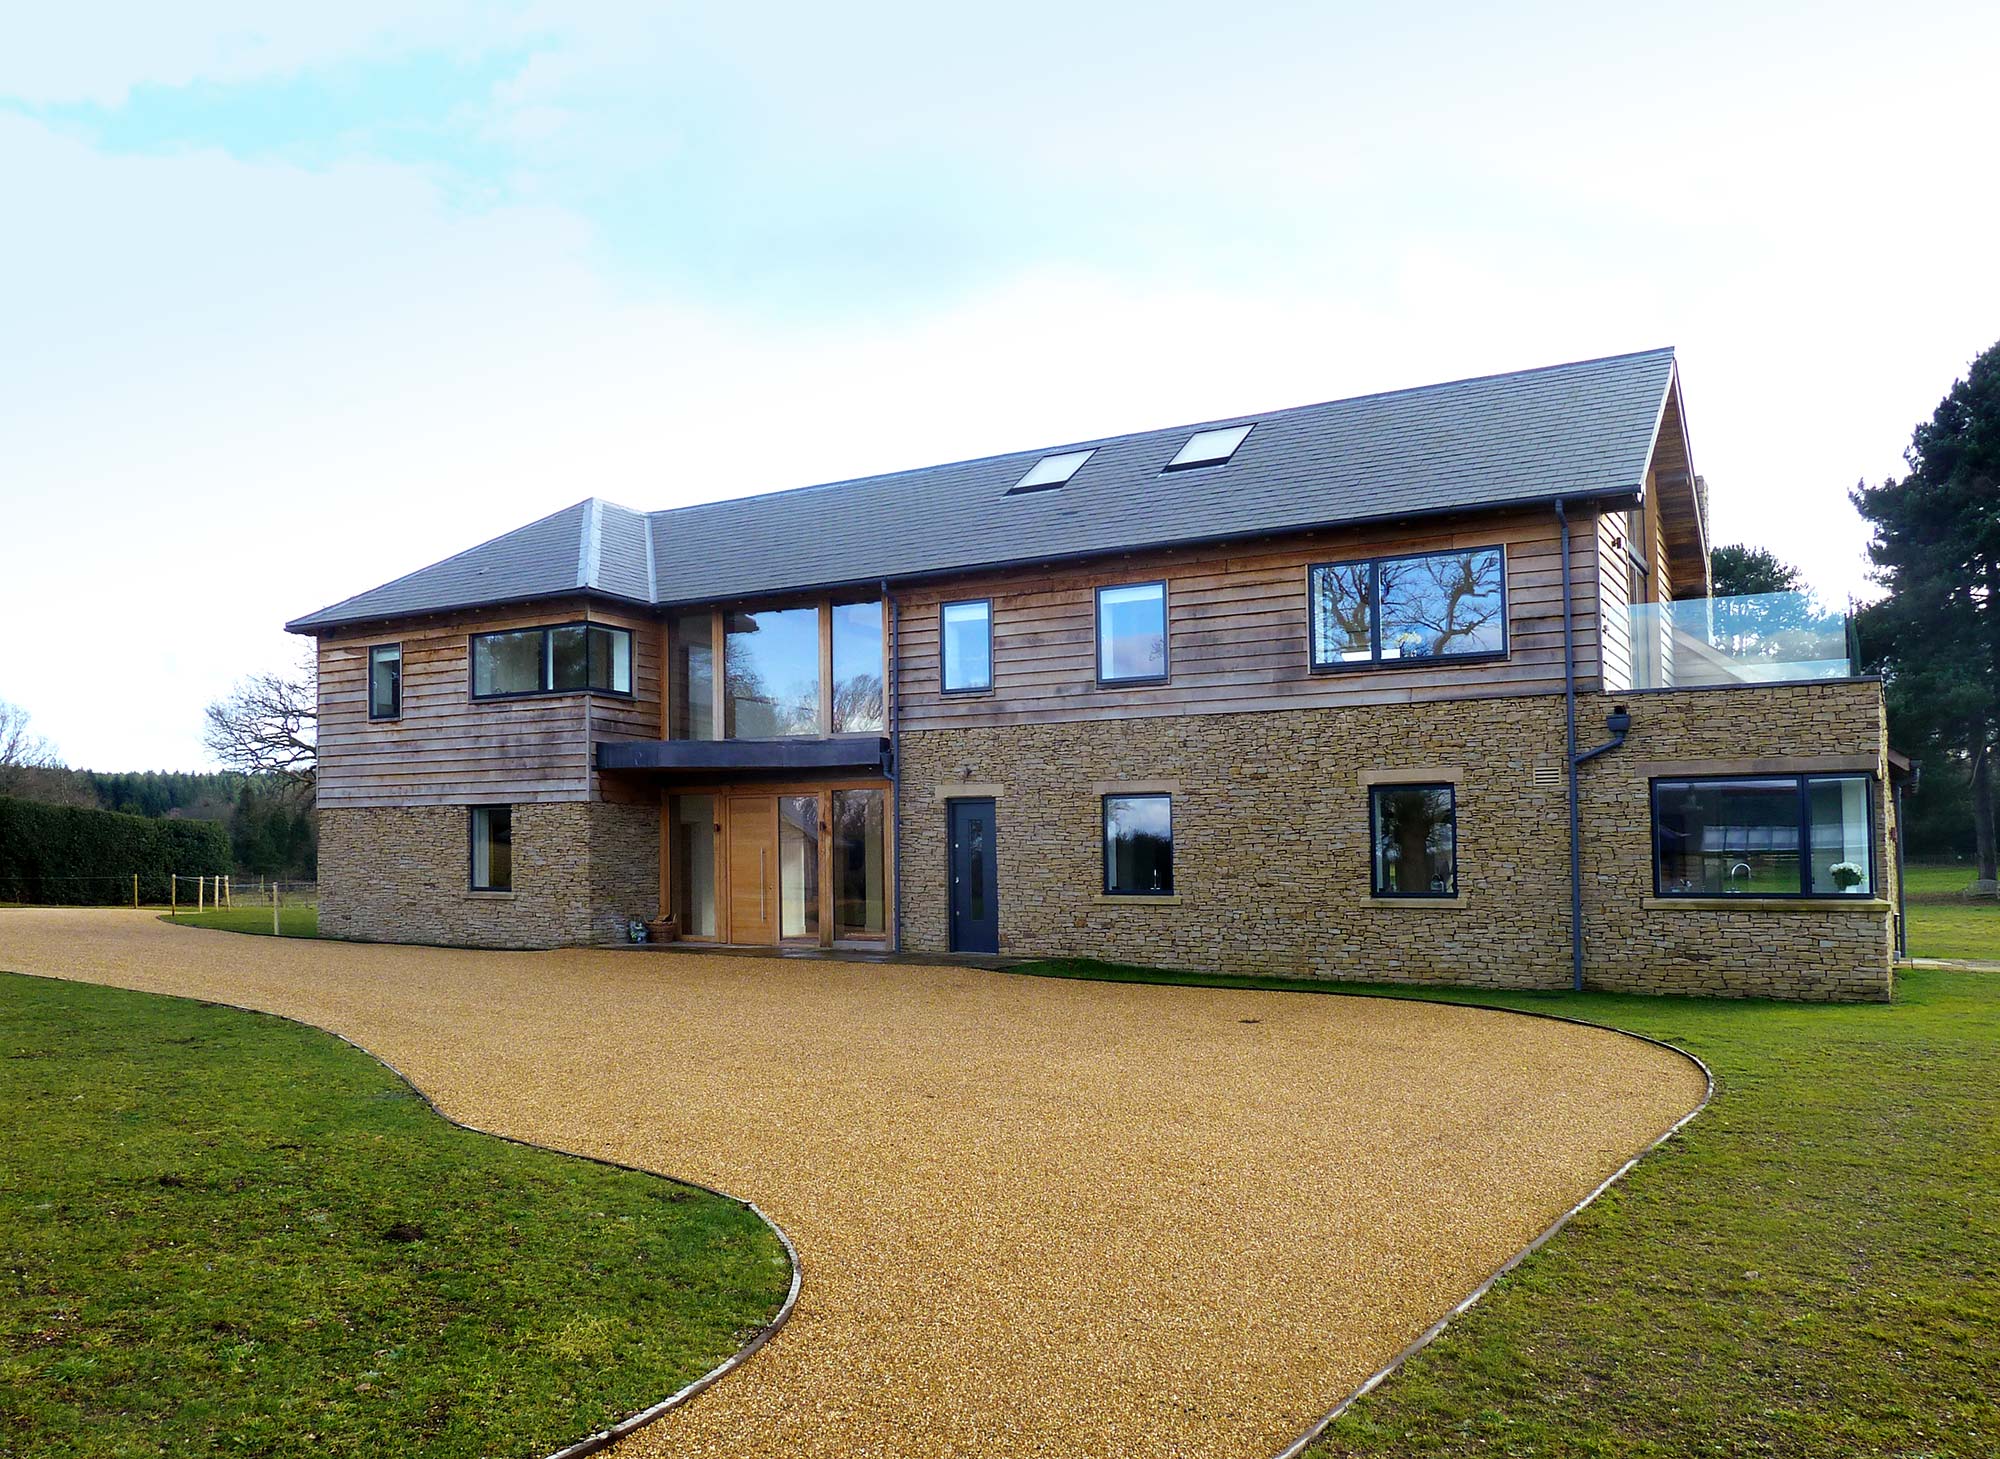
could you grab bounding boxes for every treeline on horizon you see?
[4,767,315,881]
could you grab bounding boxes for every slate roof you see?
[286,346,1677,633]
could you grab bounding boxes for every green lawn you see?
[1009,958,2000,1458]
[1903,859,2000,962]
[0,972,789,1458]
[164,905,320,937]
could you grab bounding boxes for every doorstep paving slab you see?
[0,910,1705,1459]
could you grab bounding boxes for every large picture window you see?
[470,623,633,700]
[1103,794,1173,896]
[1652,774,1874,898]
[368,643,401,720]
[1097,582,1168,684]
[1370,783,1457,897]
[1310,547,1506,669]
[830,600,885,733]
[469,805,512,892]
[725,607,821,737]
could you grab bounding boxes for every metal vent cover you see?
[1532,763,1563,787]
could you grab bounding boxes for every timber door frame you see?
[661,777,895,948]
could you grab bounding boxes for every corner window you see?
[1310,548,1507,669]
[368,643,402,720]
[1097,582,1168,684]
[469,805,513,892]
[1103,794,1173,896]
[1370,784,1457,897]
[470,623,632,700]
[941,599,993,694]
[1652,774,1874,897]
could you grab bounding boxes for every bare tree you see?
[204,660,317,788]
[0,700,63,797]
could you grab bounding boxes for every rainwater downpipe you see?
[1560,500,1583,992]
[885,581,903,953]
[1560,498,1634,993]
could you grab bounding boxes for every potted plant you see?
[1829,861,1866,893]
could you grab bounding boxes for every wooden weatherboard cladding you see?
[892,506,1609,729]
[316,598,661,809]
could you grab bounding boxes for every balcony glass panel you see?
[1629,592,1856,689]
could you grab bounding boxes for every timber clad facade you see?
[291,349,1902,999]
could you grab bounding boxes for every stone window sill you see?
[1641,896,1891,913]
[466,890,517,901]
[1365,894,1470,909]
[1092,893,1183,906]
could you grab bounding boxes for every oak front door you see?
[727,796,778,944]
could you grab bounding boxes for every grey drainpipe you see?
[1894,779,1909,959]
[1560,501,1583,992]
[885,581,902,954]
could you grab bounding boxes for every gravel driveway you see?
[0,910,1705,1459]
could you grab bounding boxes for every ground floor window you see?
[1652,774,1874,897]
[469,805,512,891]
[833,788,887,937]
[1370,783,1457,896]
[1103,794,1173,895]
[674,795,717,937]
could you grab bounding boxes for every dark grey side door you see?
[947,798,999,954]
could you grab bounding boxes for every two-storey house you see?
[288,348,1902,999]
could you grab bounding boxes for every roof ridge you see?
[640,346,1677,524]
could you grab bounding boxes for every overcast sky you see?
[4,2,1997,771]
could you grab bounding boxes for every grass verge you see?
[162,905,320,937]
[1903,859,2000,962]
[1008,957,1999,1458]
[0,972,789,1458]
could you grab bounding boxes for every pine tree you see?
[1854,340,2000,890]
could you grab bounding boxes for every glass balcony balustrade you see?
[1628,591,1858,690]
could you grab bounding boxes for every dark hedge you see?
[0,796,231,905]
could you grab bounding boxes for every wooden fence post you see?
[197,876,205,913]
[132,873,139,909]
[171,875,178,920]
[273,881,280,937]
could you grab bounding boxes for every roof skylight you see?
[1164,423,1253,471]
[1009,448,1094,494]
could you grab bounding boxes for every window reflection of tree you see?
[1379,551,1502,658]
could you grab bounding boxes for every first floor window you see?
[941,599,993,693]
[1311,547,1506,668]
[470,806,513,891]
[1098,582,1168,683]
[1652,774,1873,897]
[1370,783,1457,896]
[1103,793,1173,895]
[368,643,401,719]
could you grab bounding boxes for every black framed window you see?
[368,643,402,720]
[1310,547,1506,669]
[1652,774,1874,898]
[941,599,993,693]
[1097,582,1168,684]
[469,805,513,892]
[1370,783,1457,897]
[1103,794,1173,895]
[470,623,632,700]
